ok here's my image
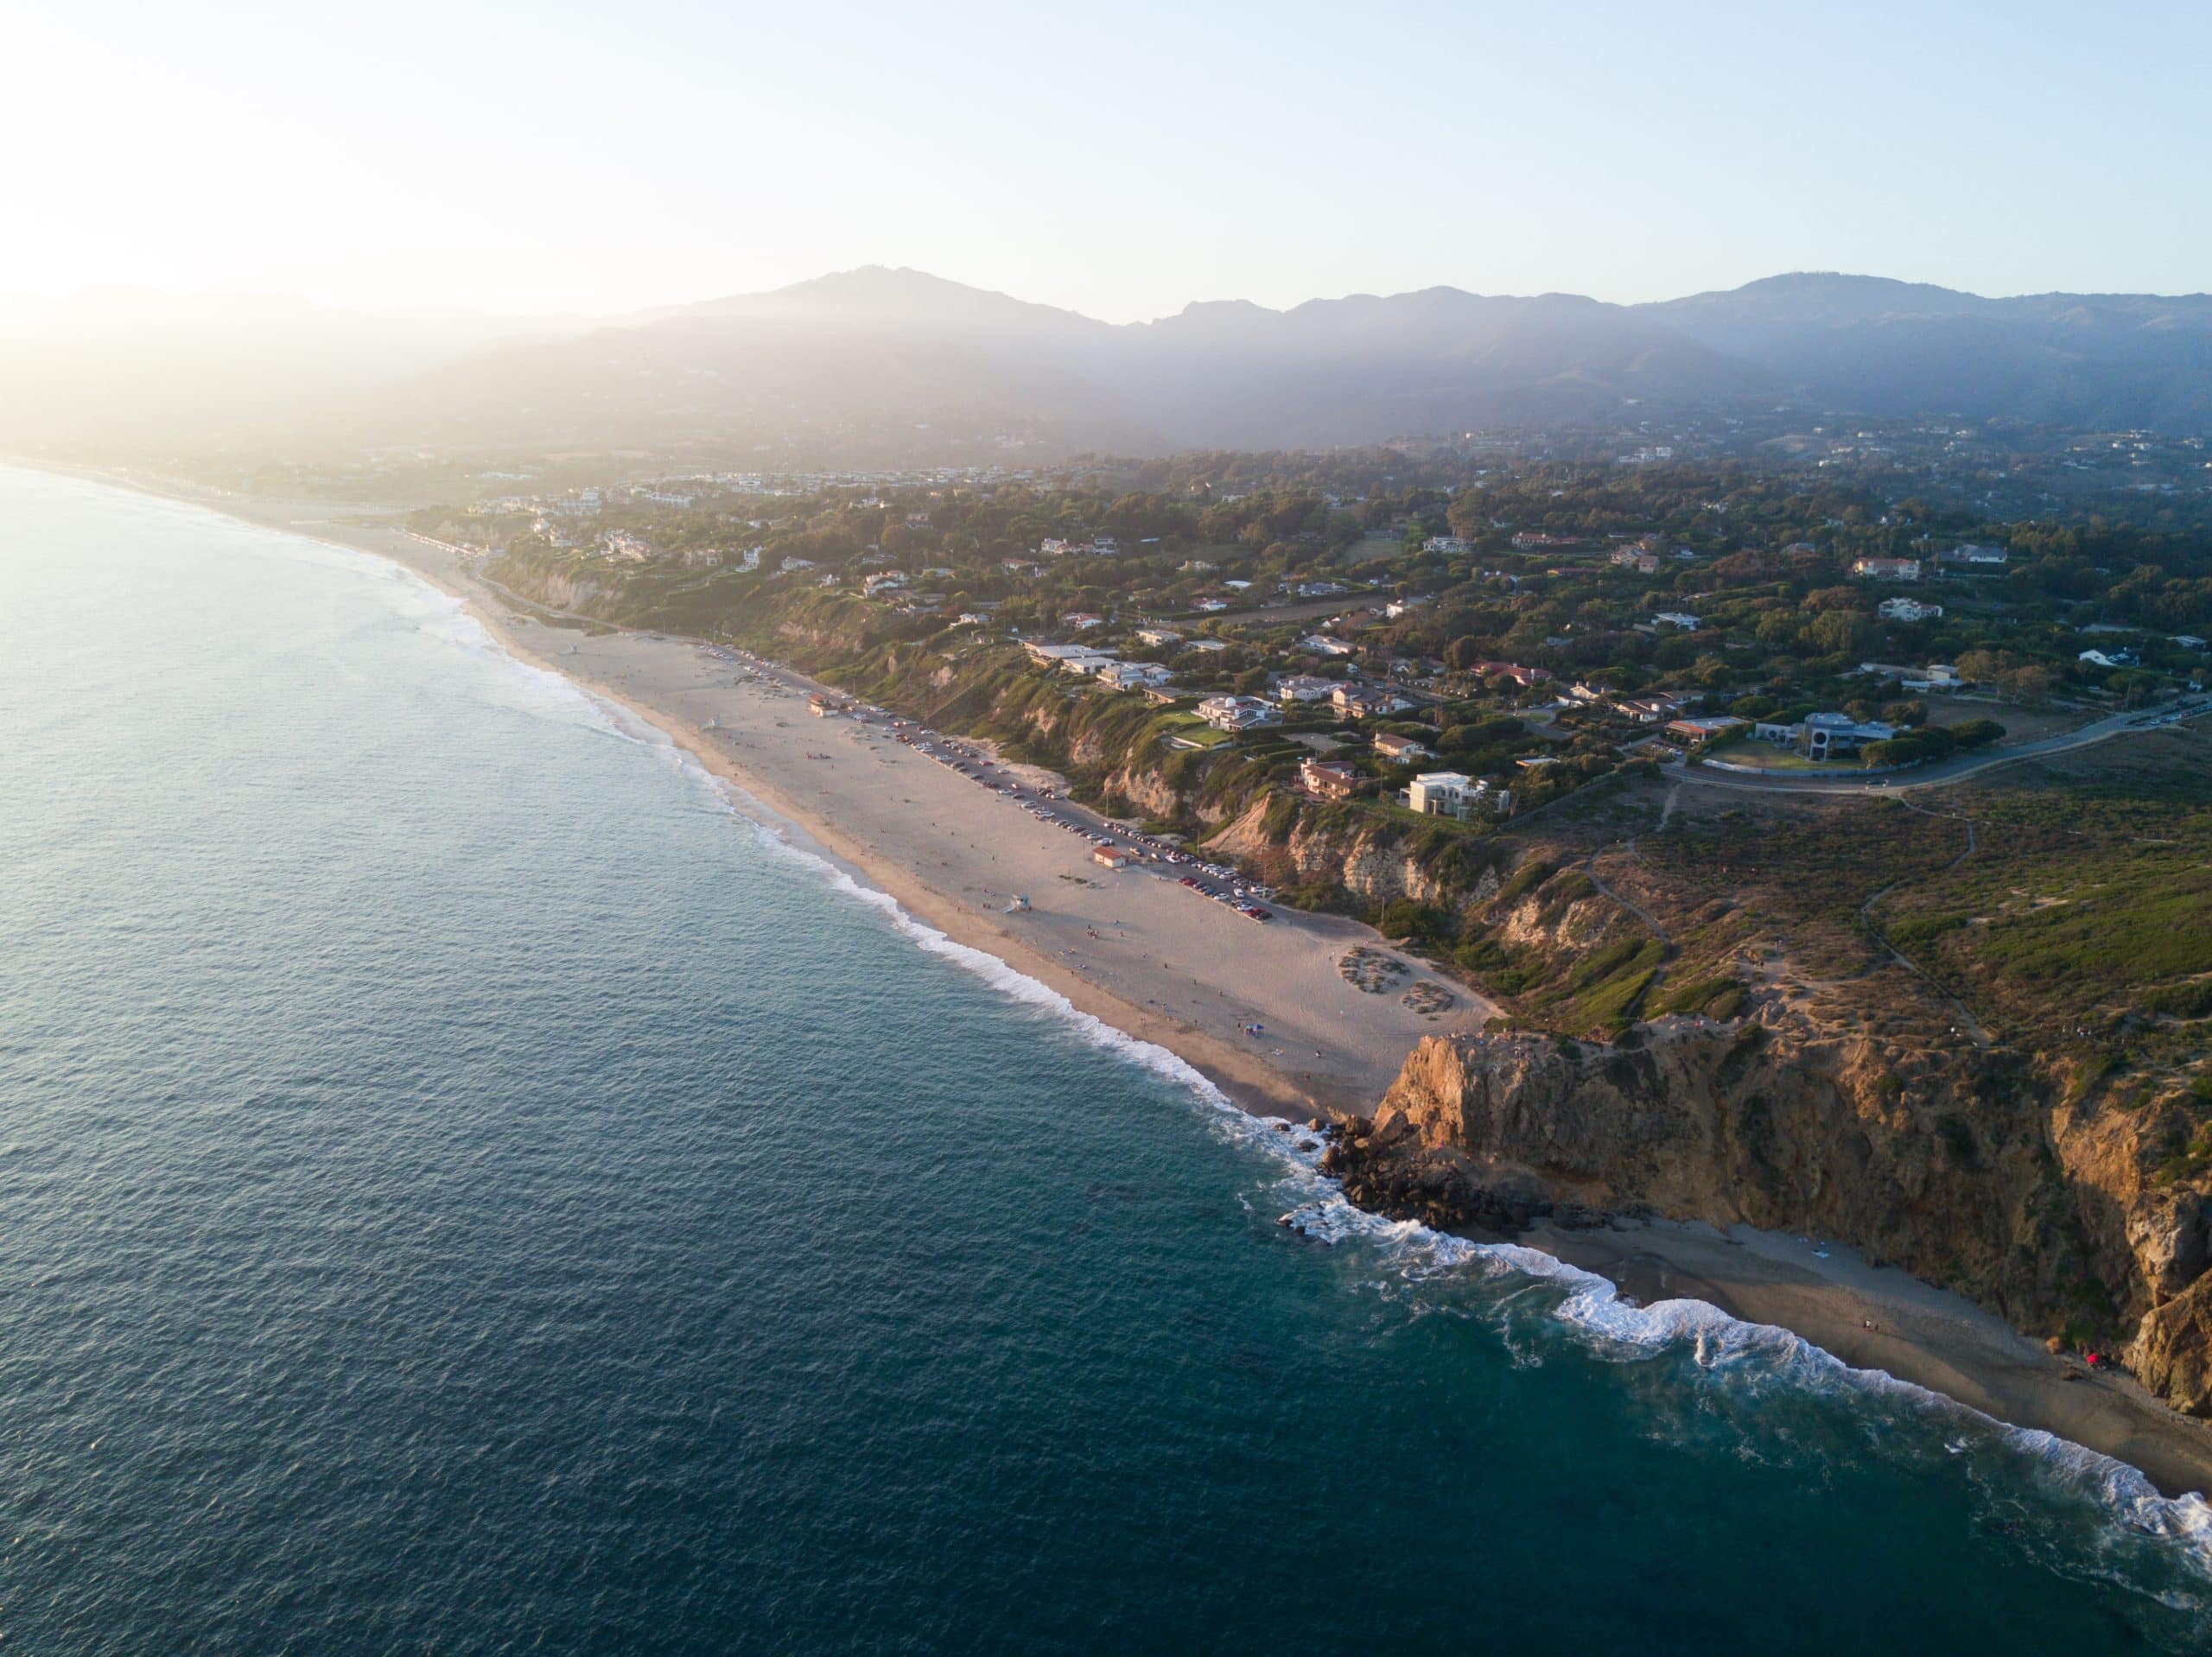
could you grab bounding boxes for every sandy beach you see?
[43,467,2212,1501]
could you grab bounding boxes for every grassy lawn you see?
[1705,736,1859,771]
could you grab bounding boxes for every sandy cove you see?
[41,470,2212,1501]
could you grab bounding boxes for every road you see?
[1675,700,2211,796]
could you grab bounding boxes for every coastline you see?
[26,462,2212,1506]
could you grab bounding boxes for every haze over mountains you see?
[8,267,2210,460]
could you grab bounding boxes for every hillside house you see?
[1298,757,1362,801]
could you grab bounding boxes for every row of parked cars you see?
[768,674,1286,924]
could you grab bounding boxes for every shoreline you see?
[23,461,2212,1505]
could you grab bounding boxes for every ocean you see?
[2,466,2208,1654]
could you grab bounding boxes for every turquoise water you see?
[3,467,2209,1654]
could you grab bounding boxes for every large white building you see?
[1196,695,1279,732]
[1406,771,1508,819]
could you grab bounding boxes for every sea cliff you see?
[1329,1022,2212,1416]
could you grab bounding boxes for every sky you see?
[9,0,2210,322]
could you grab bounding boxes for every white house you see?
[1300,634,1356,657]
[1025,641,1110,670]
[1853,557,1922,582]
[1652,611,1701,630]
[1276,674,1337,703]
[1196,695,1280,732]
[1135,627,1183,647]
[1098,661,1173,691]
[1878,597,1944,622]
[1406,771,1510,819]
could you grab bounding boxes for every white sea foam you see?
[371,549,2212,1592]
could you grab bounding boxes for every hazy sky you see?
[11,0,2209,321]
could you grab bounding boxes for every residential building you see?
[1422,536,1474,555]
[1097,661,1173,691]
[1276,674,1337,703]
[1062,612,1105,630]
[1135,627,1183,647]
[1852,557,1922,582]
[1939,543,2010,567]
[1652,611,1701,630]
[1300,634,1356,657]
[1332,684,1411,719]
[2079,648,2139,670]
[1752,712,1897,759]
[1299,756,1362,801]
[1024,641,1110,670]
[1878,597,1945,622]
[1618,694,1681,723]
[1662,715,1751,747]
[1181,638,1230,654]
[1372,731,1432,763]
[1196,695,1279,732]
[1383,596,1431,619]
[1192,598,1230,613]
[1406,771,1510,819]
[862,571,906,594]
[1475,662,1553,688]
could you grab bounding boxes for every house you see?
[1062,612,1106,630]
[1372,731,1432,763]
[1652,611,1700,631]
[2079,648,2139,670]
[1878,597,1944,622]
[1276,675,1337,704]
[1566,682,1607,704]
[1406,771,1510,819]
[1859,660,1961,690]
[1511,531,1580,551]
[1001,558,1042,575]
[862,571,907,594]
[1753,712,1896,759]
[1383,597,1431,619]
[1196,695,1279,732]
[1294,581,1348,598]
[1135,627,1183,647]
[1179,559,1217,573]
[1024,641,1110,670]
[1852,557,1922,582]
[1140,685,1182,707]
[1422,536,1474,554]
[1332,684,1411,719]
[1611,546,1660,574]
[1299,756,1363,800]
[1192,598,1230,613]
[1300,634,1356,657]
[1618,694,1681,723]
[1662,715,1750,747]
[2176,635,2209,651]
[1097,661,1173,691]
[1091,848,1132,870]
[1181,638,1230,654]
[1940,543,2010,567]
[1476,662,1553,688]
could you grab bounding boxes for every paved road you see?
[1675,700,2211,795]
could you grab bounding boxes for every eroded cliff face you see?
[1343,1020,2212,1415]
[1209,801,1505,910]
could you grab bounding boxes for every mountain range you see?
[8,268,2210,459]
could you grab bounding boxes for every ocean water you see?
[2,467,2209,1655]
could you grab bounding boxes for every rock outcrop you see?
[1348,1022,2212,1416]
